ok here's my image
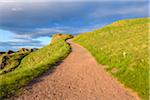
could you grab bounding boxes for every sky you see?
[0,0,149,51]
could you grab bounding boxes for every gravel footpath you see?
[13,40,139,100]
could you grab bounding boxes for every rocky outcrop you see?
[0,48,38,70]
[7,50,15,54]
[18,48,38,52]
[0,52,5,54]
[18,48,30,52]
[0,55,9,69]
[30,48,38,52]
[0,52,5,56]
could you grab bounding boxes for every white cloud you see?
[11,7,22,11]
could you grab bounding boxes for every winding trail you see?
[15,40,139,100]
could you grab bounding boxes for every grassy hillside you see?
[74,18,149,100]
[0,34,72,99]
[0,51,30,75]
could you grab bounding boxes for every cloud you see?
[0,40,43,51]
[0,1,149,50]
[11,27,67,39]
[90,2,148,19]
[0,0,147,2]
[11,23,107,39]
[0,40,41,47]
[0,1,148,30]
[0,2,89,32]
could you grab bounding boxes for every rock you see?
[18,48,30,52]
[0,55,9,69]
[7,50,15,54]
[0,52,5,56]
[18,48,38,52]
[0,52,5,55]
[30,48,38,52]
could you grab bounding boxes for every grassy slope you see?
[74,18,149,100]
[0,52,30,75]
[0,34,72,98]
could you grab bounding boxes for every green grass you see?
[0,34,72,99]
[73,18,149,100]
[0,52,30,75]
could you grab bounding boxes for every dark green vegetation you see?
[74,18,149,100]
[0,34,72,99]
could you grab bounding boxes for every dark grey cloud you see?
[0,2,87,28]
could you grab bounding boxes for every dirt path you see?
[14,40,139,100]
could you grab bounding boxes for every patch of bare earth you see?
[13,40,139,100]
